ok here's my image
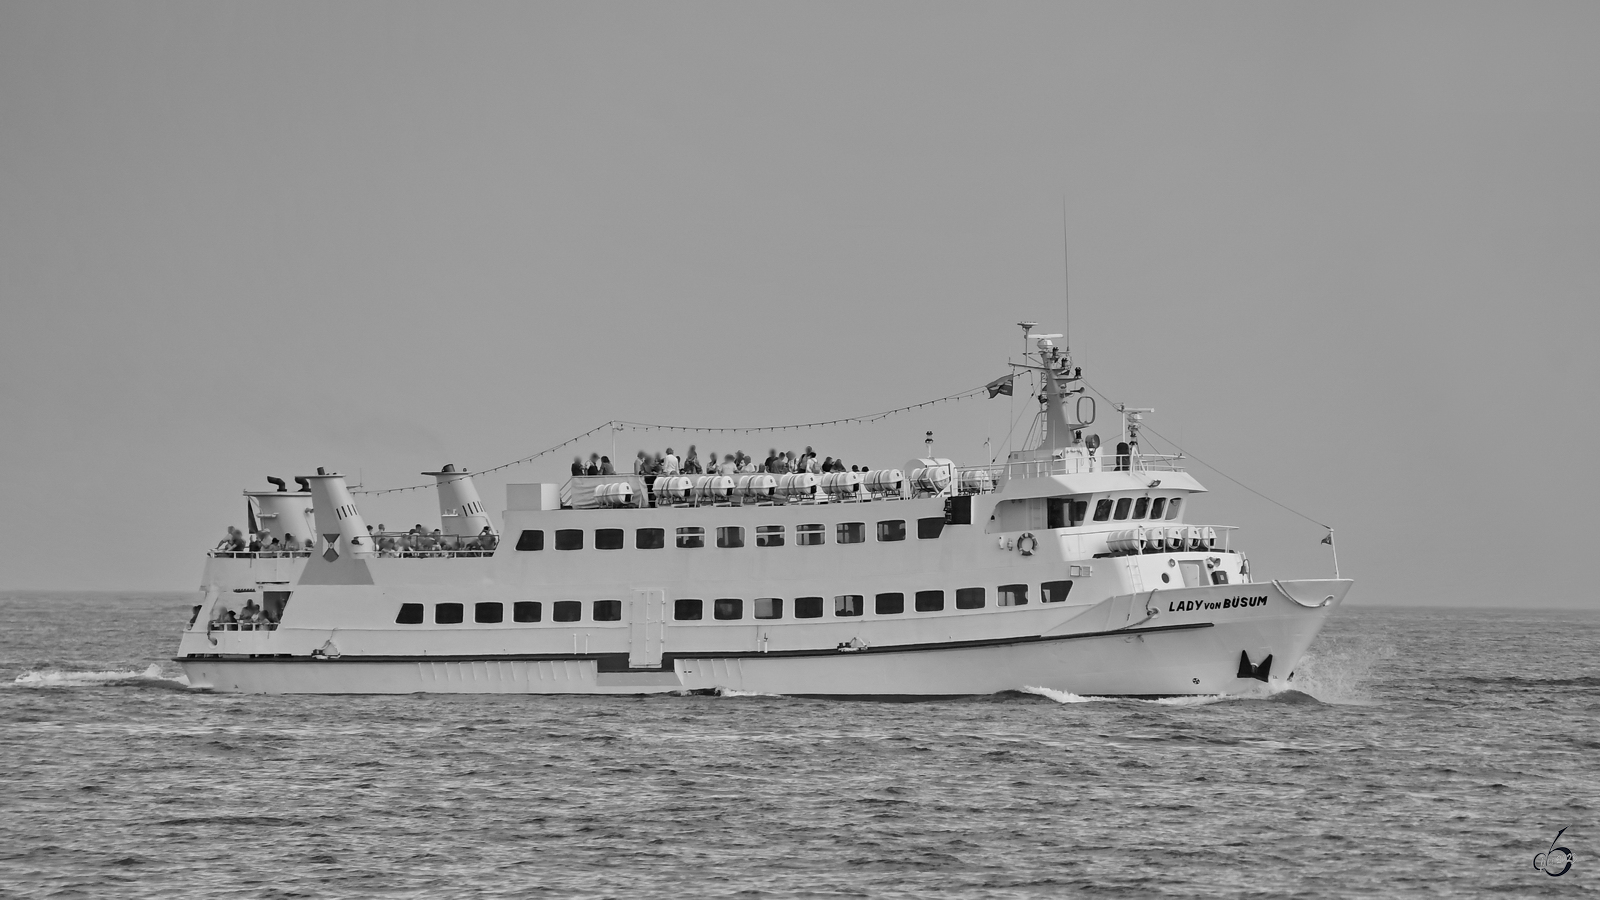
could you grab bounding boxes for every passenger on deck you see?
[430,529,447,554]
[634,450,648,474]
[587,454,601,476]
[248,532,264,553]
[764,449,778,473]
[682,445,701,474]
[282,533,300,553]
[737,453,756,473]
[212,607,237,627]
[599,456,615,475]
[471,526,498,551]
[572,456,586,476]
[662,448,680,475]
[720,454,737,476]
[240,598,262,622]
[820,456,835,473]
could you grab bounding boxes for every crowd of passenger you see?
[572,445,873,478]
[199,596,278,629]
[211,524,498,557]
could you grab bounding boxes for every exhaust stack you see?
[424,464,495,538]
[302,467,374,560]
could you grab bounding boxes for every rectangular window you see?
[875,592,904,615]
[1149,498,1167,520]
[636,528,664,549]
[552,600,581,622]
[474,602,504,624]
[555,529,584,550]
[998,584,1029,606]
[1113,498,1132,520]
[595,528,624,550]
[435,602,464,624]
[756,525,784,547]
[754,597,782,619]
[1093,499,1113,522]
[395,603,424,624]
[1211,570,1230,585]
[594,600,621,621]
[513,601,541,623]
[834,594,864,617]
[1047,498,1067,529]
[1041,580,1073,603]
[917,517,945,539]
[876,520,906,542]
[915,590,945,612]
[714,598,743,620]
[1070,500,1088,526]
[796,524,826,546]
[1165,498,1183,520]
[676,527,704,549]
[717,526,744,549]
[956,588,986,610]
[674,598,703,620]
[795,596,824,618]
[1133,497,1150,519]
[837,522,865,544]
[515,530,544,551]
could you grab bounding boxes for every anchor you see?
[1236,650,1273,682]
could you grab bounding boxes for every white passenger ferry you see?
[178,329,1350,695]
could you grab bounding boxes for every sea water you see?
[1,593,1594,898]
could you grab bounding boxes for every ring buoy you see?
[1017,532,1038,556]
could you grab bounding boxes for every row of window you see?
[393,581,1073,626]
[515,518,945,552]
[1093,497,1183,523]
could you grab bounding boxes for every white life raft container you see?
[652,476,691,503]
[593,482,634,507]
[819,471,862,498]
[693,474,734,501]
[778,472,819,498]
[863,468,904,496]
[958,468,994,494]
[735,473,777,499]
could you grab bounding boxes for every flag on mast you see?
[986,374,1015,398]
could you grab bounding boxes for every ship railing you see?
[561,474,912,509]
[370,531,497,558]
[207,550,313,559]
[208,621,280,632]
[957,453,1187,485]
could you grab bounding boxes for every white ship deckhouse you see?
[179,327,1351,696]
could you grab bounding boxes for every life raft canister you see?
[1017,532,1038,556]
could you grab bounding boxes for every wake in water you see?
[1021,681,1322,707]
[12,663,190,690]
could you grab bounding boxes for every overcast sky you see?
[2,2,1596,608]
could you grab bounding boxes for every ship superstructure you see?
[179,331,1350,695]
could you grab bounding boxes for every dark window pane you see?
[1093,499,1113,522]
[555,529,584,550]
[594,600,621,621]
[1047,498,1067,529]
[1133,497,1150,519]
[998,584,1029,606]
[1041,580,1073,603]
[552,601,581,622]
[674,598,703,621]
[515,530,544,551]
[717,526,744,548]
[917,517,945,539]
[795,596,824,618]
[834,594,863,617]
[914,590,945,612]
[837,522,865,544]
[956,588,986,609]
[756,525,784,547]
[676,527,704,549]
[1211,570,1230,585]
[1070,500,1088,526]
[1166,498,1183,520]
[474,602,504,624]
[1113,498,1132,520]
[636,528,664,549]
[595,528,624,550]
[875,592,904,615]
[713,598,743,620]
[435,602,464,624]
[1149,498,1167,520]
[876,520,906,542]
[796,524,826,546]
[396,603,424,624]
[512,601,541,622]
[754,597,782,619]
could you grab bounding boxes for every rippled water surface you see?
[2,593,1596,898]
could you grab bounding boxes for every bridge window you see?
[837,522,865,544]
[552,601,581,622]
[754,597,782,619]
[956,588,986,610]
[917,517,945,539]
[834,594,864,617]
[795,596,824,618]
[1133,497,1150,519]
[554,529,583,550]
[714,598,743,620]
[717,526,744,549]
[594,600,621,621]
[595,529,624,550]
[877,520,906,542]
[875,592,904,615]
[998,584,1029,607]
[1113,498,1132,520]
[797,524,826,546]
[1093,499,1113,522]
[395,603,424,624]
[435,603,464,624]
[1070,500,1088,526]
[513,601,541,622]
[674,598,703,621]
[915,590,945,612]
[756,525,784,547]
[1165,498,1183,520]
[676,527,704,549]
[1149,498,1167,519]
[515,530,544,551]
[475,602,504,624]
[1042,580,1073,603]
[636,528,664,549]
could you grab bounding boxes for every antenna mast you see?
[1062,198,1071,367]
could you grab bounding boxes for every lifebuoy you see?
[1017,532,1038,556]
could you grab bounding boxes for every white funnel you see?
[303,468,375,560]
[424,464,495,538]
[245,480,316,545]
